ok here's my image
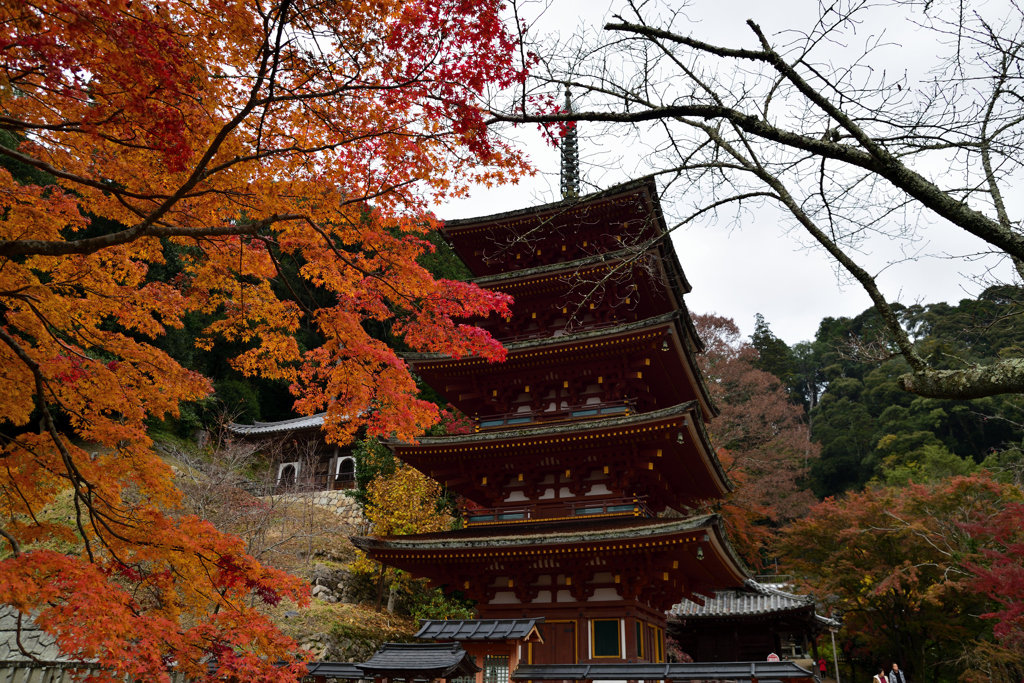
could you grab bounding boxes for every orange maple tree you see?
[0,0,528,680]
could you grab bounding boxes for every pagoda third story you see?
[353,176,749,671]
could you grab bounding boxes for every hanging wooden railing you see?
[463,496,652,528]
[474,398,637,431]
[565,496,652,519]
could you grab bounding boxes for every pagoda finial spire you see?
[560,87,580,200]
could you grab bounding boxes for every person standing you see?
[873,668,888,683]
[819,658,828,678]
[890,663,908,683]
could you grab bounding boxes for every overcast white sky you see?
[435,0,1017,346]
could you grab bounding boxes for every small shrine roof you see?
[305,662,367,680]
[226,412,325,436]
[353,513,722,551]
[415,618,544,641]
[355,642,479,680]
[511,660,816,682]
[227,410,362,437]
[669,580,841,628]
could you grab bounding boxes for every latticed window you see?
[592,619,621,658]
[484,655,510,683]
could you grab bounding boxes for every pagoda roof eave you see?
[388,401,731,494]
[403,310,681,362]
[442,176,661,233]
[391,400,693,446]
[402,311,718,418]
[353,513,712,552]
[470,245,694,298]
[351,513,751,590]
[470,247,640,286]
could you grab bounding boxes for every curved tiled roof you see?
[400,310,681,363]
[443,177,660,231]
[353,514,723,551]
[356,642,479,679]
[669,580,840,627]
[415,618,543,641]
[226,412,327,436]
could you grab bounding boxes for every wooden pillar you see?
[811,634,820,665]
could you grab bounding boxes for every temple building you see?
[668,580,840,663]
[352,177,753,682]
[226,414,357,492]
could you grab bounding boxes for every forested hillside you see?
[750,288,1024,497]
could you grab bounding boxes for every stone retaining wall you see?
[269,489,368,529]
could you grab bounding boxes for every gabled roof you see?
[415,618,544,642]
[355,642,479,680]
[669,579,841,628]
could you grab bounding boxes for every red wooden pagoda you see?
[354,178,749,679]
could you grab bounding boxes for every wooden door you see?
[531,621,577,664]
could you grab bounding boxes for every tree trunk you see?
[375,563,386,612]
[898,358,1024,399]
[387,584,398,614]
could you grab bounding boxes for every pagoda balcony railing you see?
[464,505,536,526]
[565,496,652,519]
[475,398,638,431]
[493,319,625,344]
[463,496,653,528]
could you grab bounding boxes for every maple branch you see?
[0,325,96,562]
[15,613,41,662]
[261,240,317,320]
[0,526,20,557]
[0,214,302,258]
[4,457,47,530]
[0,144,171,201]
[253,0,292,156]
